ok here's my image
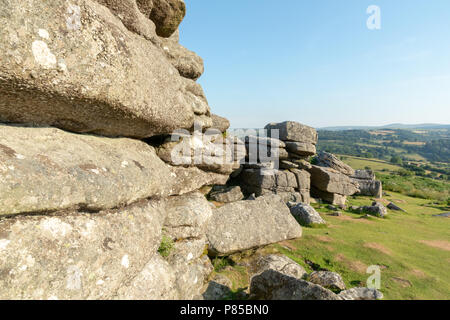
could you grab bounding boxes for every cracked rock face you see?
[206,194,303,256]
[0,0,209,138]
[0,124,178,216]
[0,200,166,300]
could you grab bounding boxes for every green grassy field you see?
[212,192,450,300]
[340,155,449,203]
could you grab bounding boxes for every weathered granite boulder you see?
[338,287,384,300]
[160,39,205,80]
[206,195,302,256]
[308,271,346,291]
[95,0,158,42]
[315,152,355,176]
[310,187,347,206]
[0,124,178,216]
[265,121,318,145]
[351,170,382,198]
[0,0,207,138]
[250,270,341,300]
[202,274,233,300]
[352,169,376,180]
[163,192,212,240]
[0,200,166,299]
[309,166,359,196]
[209,186,244,203]
[387,202,405,212]
[168,165,229,195]
[289,203,326,226]
[210,114,230,133]
[157,132,245,175]
[356,202,388,218]
[285,141,316,156]
[254,255,308,280]
[148,0,186,37]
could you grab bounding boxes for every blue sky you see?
[179,0,450,128]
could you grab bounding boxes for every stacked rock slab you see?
[0,0,233,300]
[309,152,360,206]
[0,0,209,138]
[235,121,318,204]
[351,170,383,198]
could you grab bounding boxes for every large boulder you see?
[309,166,359,196]
[206,195,302,256]
[163,192,212,240]
[95,0,158,41]
[355,179,383,198]
[310,187,347,206]
[265,121,318,145]
[289,203,326,226]
[308,271,346,291]
[315,152,355,176]
[210,114,230,133]
[0,0,207,138]
[209,186,244,203]
[351,169,382,198]
[250,270,341,300]
[338,287,384,300]
[168,165,229,195]
[0,200,166,299]
[0,124,177,216]
[285,141,316,156]
[254,255,307,280]
[157,132,245,175]
[148,0,186,37]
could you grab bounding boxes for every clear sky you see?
[179,0,450,128]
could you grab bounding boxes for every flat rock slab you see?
[0,0,206,138]
[0,200,166,299]
[265,121,318,145]
[206,194,302,256]
[309,166,359,196]
[250,269,341,300]
[0,124,175,216]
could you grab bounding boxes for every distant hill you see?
[319,123,450,131]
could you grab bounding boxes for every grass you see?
[158,235,175,258]
[214,192,450,300]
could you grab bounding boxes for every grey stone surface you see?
[255,255,307,280]
[0,200,166,299]
[206,195,302,256]
[265,121,318,145]
[310,187,347,206]
[285,141,316,156]
[0,0,206,138]
[210,114,230,133]
[163,192,213,240]
[250,270,341,300]
[168,165,229,195]
[209,186,244,203]
[289,203,326,226]
[0,124,177,216]
[309,166,359,196]
[149,0,186,37]
[315,152,355,176]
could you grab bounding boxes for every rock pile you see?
[351,169,383,198]
[234,121,317,204]
[232,126,371,207]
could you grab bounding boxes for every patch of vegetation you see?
[157,235,174,258]
[214,192,450,300]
